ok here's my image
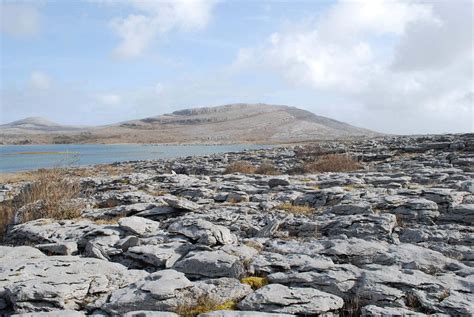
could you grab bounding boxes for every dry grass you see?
[276,202,314,215]
[175,296,236,317]
[0,201,15,241]
[297,154,362,174]
[340,294,361,317]
[224,161,256,174]
[405,293,421,309]
[241,276,268,290]
[0,168,84,240]
[244,240,264,252]
[254,162,280,175]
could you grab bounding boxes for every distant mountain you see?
[0,104,379,144]
[0,117,86,134]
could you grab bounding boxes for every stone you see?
[198,312,296,317]
[11,311,86,317]
[268,178,290,188]
[35,242,78,256]
[163,195,201,212]
[360,305,428,316]
[168,218,237,245]
[173,250,244,279]
[102,269,192,314]
[118,216,160,237]
[0,246,147,314]
[123,312,180,317]
[237,284,344,315]
[125,242,191,268]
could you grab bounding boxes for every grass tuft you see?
[175,296,236,317]
[241,276,268,290]
[275,202,314,215]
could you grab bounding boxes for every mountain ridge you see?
[0,103,380,144]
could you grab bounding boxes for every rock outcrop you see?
[1,133,473,316]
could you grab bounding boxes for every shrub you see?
[175,296,236,317]
[294,144,328,159]
[224,161,256,174]
[296,154,362,174]
[0,168,84,240]
[276,202,314,215]
[241,276,268,290]
[255,162,280,175]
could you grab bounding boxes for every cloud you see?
[232,0,473,133]
[107,0,219,59]
[28,71,52,90]
[0,3,42,38]
[391,0,473,71]
[97,93,121,105]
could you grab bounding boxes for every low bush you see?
[254,162,280,175]
[292,154,362,174]
[224,161,256,174]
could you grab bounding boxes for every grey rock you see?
[118,216,160,237]
[168,218,236,246]
[125,242,190,268]
[0,246,147,313]
[360,305,428,316]
[35,242,78,256]
[198,311,296,317]
[238,284,344,314]
[268,178,290,188]
[11,311,86,317]
[173,250,244,278]
[163,195,201,212]
[123,312,180,317]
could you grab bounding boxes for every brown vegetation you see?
[0,168,84,240]
[224,161,256,174]
[254,161,280,175]
[291,154,362,174]
[224,160,280,175]
[174,296,236,317]
[276,202,314,215]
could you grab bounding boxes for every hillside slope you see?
[0,104,379,144]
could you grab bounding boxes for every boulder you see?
[237,284,344,315]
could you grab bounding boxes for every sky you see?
[0,0,473,134]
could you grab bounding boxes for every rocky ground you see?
[1,134,473,317]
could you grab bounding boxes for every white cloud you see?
[391,0,473,71]
[108,0,219,59]
[232,0,473,133]
[0,3,42,38]
[97,93,121,105]
[28,71,52,90]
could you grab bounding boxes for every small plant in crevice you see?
[241,276,268,290]
[275,202,315,215]
[174,295,236,317]
[340,293,361,317]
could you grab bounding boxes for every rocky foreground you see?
[1,134,473,316]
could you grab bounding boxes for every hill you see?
[0,104,379,144]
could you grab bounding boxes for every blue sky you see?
[1,0,472,133]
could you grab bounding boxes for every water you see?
[0,144,270,173]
